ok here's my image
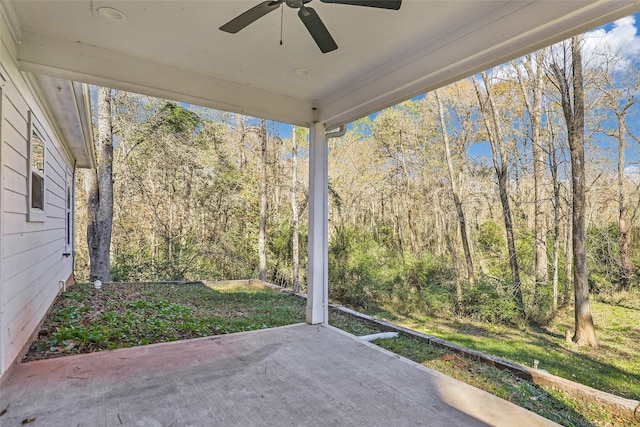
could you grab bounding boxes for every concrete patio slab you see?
[0,323,557,426]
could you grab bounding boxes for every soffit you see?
[7,1,640,127]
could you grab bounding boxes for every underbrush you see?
[459,281,522,325]
[596,288,640,310]
[329,238,526,326]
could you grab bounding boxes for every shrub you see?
[527,285,555,326]
[405,253,454,290]
[461,281,522,325]
[476,221,505,256]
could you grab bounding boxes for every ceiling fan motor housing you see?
[285,0,307,8]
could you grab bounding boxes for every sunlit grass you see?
[368,298,640,401]
[371,335,595,426]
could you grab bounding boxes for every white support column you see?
[307,122,328,325]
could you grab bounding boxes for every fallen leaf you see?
[440,353,469,370]
[22,417,36,424]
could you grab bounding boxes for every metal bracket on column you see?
[326,125,346,139]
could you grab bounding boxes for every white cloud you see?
[624,165,640,184]
[584,15,640,68]
[479,14,640,83]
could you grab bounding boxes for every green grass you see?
[27,282,640,426]
[370,334,639,426]
[328,312,639,426]
[366,298,640,402]
[28,282,307,358]
[328,311,382,336]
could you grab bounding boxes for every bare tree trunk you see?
[473,74,524,313]
[258,119,268,281]
[435,89,475,286]
[516,51,548,294]
[552,213,560,312]
[291,126,300,292]
[563,210,573,306]
[87,86,114,282]
[617,113,633,290]
[433,190,462,310]
[236,114,247,171]
[569,37,597,347]
[549,138,561,313]
[85,167,100,278]
[552,36,598,347]
[442,214,462,311]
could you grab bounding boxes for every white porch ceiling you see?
[6,0,640,128]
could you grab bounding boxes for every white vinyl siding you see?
[0,75,3,383]
[0,59,74,376]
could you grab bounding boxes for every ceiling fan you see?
[219,0,402,53]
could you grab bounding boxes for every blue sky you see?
[370,13,640,169]
[268,12,640,140]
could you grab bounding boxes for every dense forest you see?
[76,22,640,336]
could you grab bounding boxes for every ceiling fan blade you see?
[320,0,401,10]
[298,6,338,53]
[220,1,283,33]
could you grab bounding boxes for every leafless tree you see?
[515,50,549,294]
[259,119,268,281]
[434,88,475,286]
[473,73,525,313]
[291,125,301,292]
[550,36,598,347]
[86,86,114,282]
[594,47,640,290]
